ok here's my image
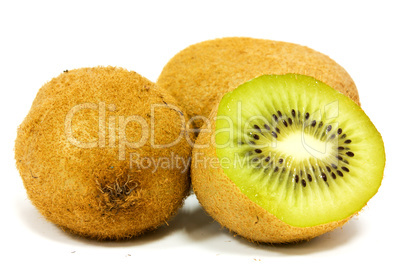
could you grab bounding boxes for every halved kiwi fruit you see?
[191,74,385,243]
[15,67,192,239]
[157,37,360,129]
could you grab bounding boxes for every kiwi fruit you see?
[15,66,192,240]
[157,37,360,129]
[191,74,385,243]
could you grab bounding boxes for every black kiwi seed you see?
[344,139,352,144]
[255,149,262,154]
[273,114,278,122]
[326,166,331,172]
[338,146,345,150]
[330,134,336,139]
[342,159,349,165]
[338,128,343,135]
[318,121,323,128]
[326,125,332,133]
[253,134,260,140]
[307,174,312,182]
[252,158,259,163]
[275,127,280,134]
[302,180,307,187]
[311,120,316,127]
[295,175,299,183]
[305,112,310,120]
[288,118,293,125]
[265,156,270,162]
[291,109,296,117]
[336,170,344,177]
[331,172,336,179]
[331,163,337,169]
[264,124,270,131]
[271,132,278,138]
[278,158,283,164]
[321,173,327,181]
[336,155,343,160]
[274,167,279,172]
[341,134,347,139]
[283,120,288,127]
[342,167,349,172]
[277,111,282,117]
[254,125,261,132]
[346,151,354,157]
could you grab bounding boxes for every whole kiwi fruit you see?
[15,66,192,239]
[157,37,360,129]
[191,74,385,243]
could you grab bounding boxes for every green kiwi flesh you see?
[215,74,385,227]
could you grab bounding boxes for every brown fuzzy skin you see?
[15,67,192,240]
[158,37,360,129]
[191,105,349,244]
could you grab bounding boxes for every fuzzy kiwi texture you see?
[191,74,385,243]
[157,37,360,129]
[15,67,192,240]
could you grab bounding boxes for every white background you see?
[1,0,400,267]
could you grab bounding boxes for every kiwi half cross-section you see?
[191,74,385,243]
